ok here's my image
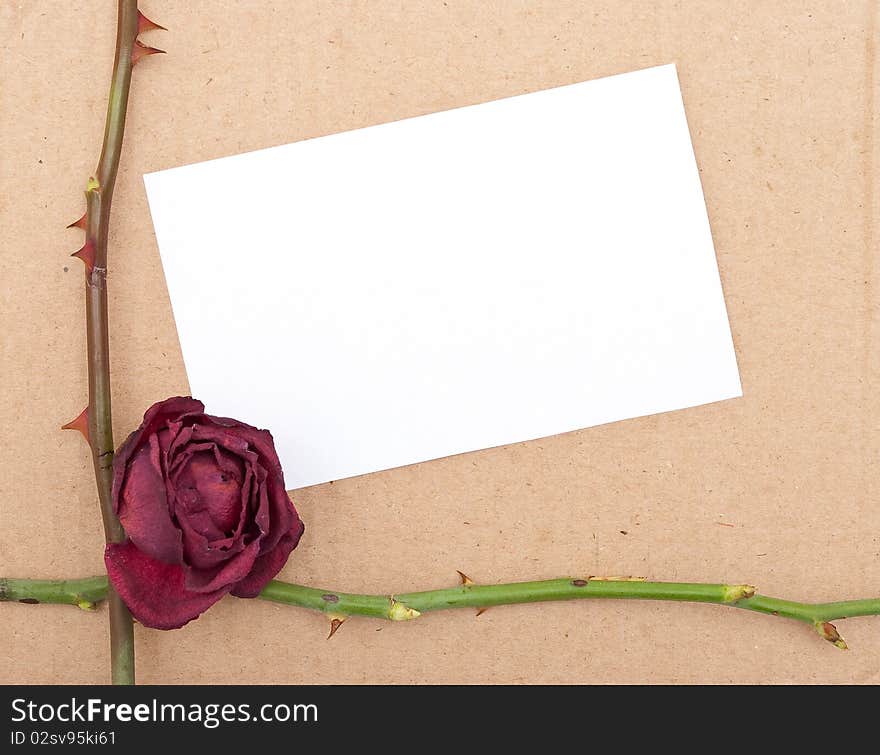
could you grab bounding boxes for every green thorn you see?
[815,621,848,650]
[722,584,756,603]
[388,598,420,621]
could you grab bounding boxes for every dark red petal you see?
[188,426,296,536]
[199,418,295,552]
[183,538,261,594]
[175,424,258,465]
[176,508,244,569]
[192,463,254,555]
[251,472,271,536]
[168,442,216,486]
[174,451,243,534]
[213,443,247,491]
[177,491,224,541]
[166,425,199,474]
[233,465,256,539]
[144,396,204,421]
[259,479,296,553]
[203,417,284,475]
[117,435,183,564]
[112,397,204,512]
[105,541,228,630]
[230,519,305,598]
[190,420,298,554]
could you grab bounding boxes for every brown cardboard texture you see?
[1,1,877,684]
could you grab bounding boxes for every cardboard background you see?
[1,0,877,684]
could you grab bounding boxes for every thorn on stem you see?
[721,584,757,603]
[131,40,165,66]
[388,597,420,621]
[456,573,488,615]
[67,212,87,231]
[815,621,848,650]
[137,10,167,34]
[61,406,90,442]
[71,241,96,272]
[327,616,346,639]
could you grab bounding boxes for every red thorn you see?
[67,212,87,231]
[137,10,167,34]
[61,406,90,442]
[327,617,345,639]
[475,607,488,617]
[457,570,475,586]
[131,39,166,65]
[71,240,96,272]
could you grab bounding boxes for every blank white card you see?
[145,64,741,489]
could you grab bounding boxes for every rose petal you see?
[117,435,183,564]
[199,418,296,552]
[176,510,242,569]
[112,397,204,514]
[183,537,261,593]
[230,519,305,598]
[189,422,296,554]
[234,465,256,539]
[259,479,296,553]
[105,541,228,630]
[251,472,271,537]
[213,444,246,484]
[174,451,243,534]
[175,423,260,469]
[203,417,284,476]
[167,433,207,479]
[198,463,255,553]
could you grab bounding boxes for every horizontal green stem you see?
[4,574,879,648]
[260,578,758,617]
[735,594,880,623]
[0,577,109,610]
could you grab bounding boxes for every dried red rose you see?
[104,397,304,629]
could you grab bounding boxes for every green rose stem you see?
[63,1,164,686]
[0,577,109,612]
[4,575,879,650]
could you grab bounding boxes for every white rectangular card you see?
[144,63,741,489]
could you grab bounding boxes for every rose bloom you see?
[104,397,305,629]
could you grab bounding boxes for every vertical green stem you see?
[81,0,141,686]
